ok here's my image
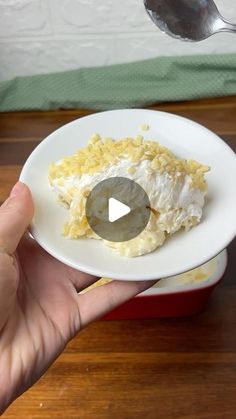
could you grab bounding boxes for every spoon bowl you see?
[144,0,236,41]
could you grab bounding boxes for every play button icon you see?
[86,177,151,242]
[109,198,131,223]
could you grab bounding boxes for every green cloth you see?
[0,54,236,112]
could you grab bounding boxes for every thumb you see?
[0,182,34,255]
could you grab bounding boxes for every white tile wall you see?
[0,0,236,81]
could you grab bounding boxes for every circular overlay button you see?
[86,177,151,242]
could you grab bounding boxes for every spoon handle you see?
[220,19,236,34]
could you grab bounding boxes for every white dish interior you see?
[140,249,227,295]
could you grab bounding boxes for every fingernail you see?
[10,181,25,198]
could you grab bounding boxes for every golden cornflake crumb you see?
[80,278,112,294]
[128,166,137,175]
[140,124,150,132]
[49,135,210,192]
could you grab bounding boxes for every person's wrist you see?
[0,345,21,415]
[0,370,13,414]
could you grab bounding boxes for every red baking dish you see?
[103,250,227,320]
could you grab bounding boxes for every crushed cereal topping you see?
[49,135,209,191]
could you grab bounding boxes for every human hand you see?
[0,182,155,413]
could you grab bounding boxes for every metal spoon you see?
[144,0,236,42]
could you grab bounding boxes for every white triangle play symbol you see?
[108,198,131,223]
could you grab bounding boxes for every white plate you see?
[20,109,236,281]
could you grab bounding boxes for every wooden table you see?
[0,97,236,419]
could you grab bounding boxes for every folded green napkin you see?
[0,53,236,112]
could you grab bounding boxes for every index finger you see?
[77,279,157,328]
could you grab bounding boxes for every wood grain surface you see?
[0,97,236,419]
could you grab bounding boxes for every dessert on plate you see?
[49,134,209,257]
